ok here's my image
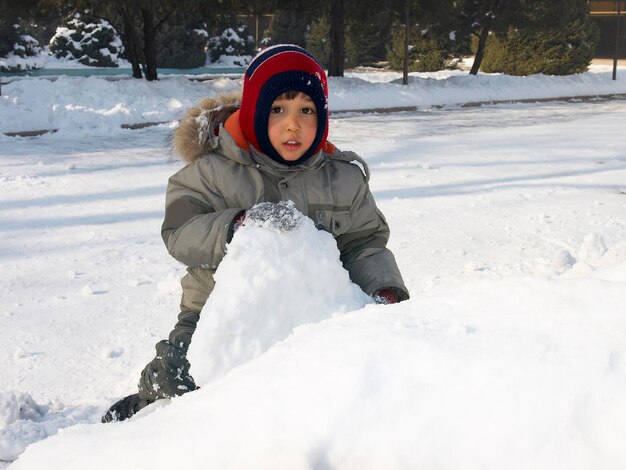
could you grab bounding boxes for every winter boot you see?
[101,393,152,423]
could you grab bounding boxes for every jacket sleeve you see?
[336,171,410,301]
[160,160,243,270]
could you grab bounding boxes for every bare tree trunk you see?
[141,5,158,81]
[613,0,623,80]
[470,0,499,75]
[328,0,345,77]
[402,0,410,85]
[122,9,143,79]
[470,26,489,75]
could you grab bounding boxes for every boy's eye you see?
[301,107,316,115]
[271,106,283,114]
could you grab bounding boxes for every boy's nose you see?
[285,114,300,132]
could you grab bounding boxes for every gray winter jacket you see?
[164,92,409,313]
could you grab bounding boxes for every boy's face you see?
[267,93,317,162]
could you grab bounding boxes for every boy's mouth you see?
[283,140,301,151]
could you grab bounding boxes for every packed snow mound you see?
[187,201,371,386]
[10,263,626,470]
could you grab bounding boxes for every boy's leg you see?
[137,310,200,401]
[102,269,212,422]
[101,310,201,422]
[137,268,214,402]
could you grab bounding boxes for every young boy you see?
[102,44,409,422]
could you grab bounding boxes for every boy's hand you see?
[243,201,301,232]
[373,288,399,304]
[138,340,198,400]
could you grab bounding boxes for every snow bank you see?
[0,75,242,134]
[2,66,626,134]
[329,70,626,111]
[9,261,626,469]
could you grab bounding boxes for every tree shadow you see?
[374,163,626,200]
[0,210,164,233]
[4,185,166,210]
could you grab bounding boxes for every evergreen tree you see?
[387,23,419,71]
[307,6,395,69]
[50,13,123,67]
[157,19,207,68]
[345,10,395,67]
[306,16,330,67]
[0,18,21,58]
[479,0,599,75]
[455,0,521,74]
[265,0,315,47]
[11,25,41,59]
[0,19,42,71]
[207,15,255,64]
[386,0,462,72]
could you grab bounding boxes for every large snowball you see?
[187,202,371,386]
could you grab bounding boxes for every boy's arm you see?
[336,175,410,302]
[160,162,244,270]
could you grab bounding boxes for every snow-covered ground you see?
[2,63,626,135]
[1,68,626,469]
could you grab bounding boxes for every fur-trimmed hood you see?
[172,92,242,163]
[171,92,371,182]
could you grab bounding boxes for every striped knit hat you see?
[239,44,329,165]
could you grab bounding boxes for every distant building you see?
[590,0,625,58]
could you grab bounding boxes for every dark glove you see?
[243,201,301,232]
[137,340,198,401]
[101,393,152,423]
[373,288,399,305]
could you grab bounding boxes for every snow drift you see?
[8,219,626,469]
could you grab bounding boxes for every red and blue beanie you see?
[239,44,329,165]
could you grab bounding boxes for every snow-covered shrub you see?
[0,20,43,72]
[305,16,330,68]
[207,22,255,65]
[49,13,123,68]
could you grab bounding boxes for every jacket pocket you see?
[330,211,351,236]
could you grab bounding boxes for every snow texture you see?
[0,392,98,462]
